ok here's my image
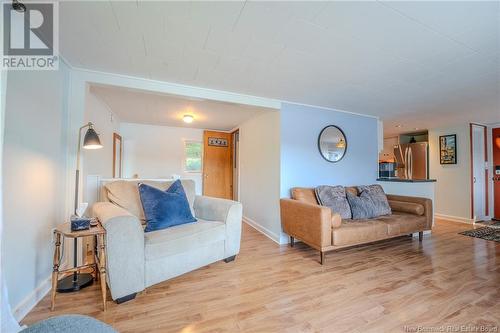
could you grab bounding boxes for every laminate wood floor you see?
[23,219,500,332]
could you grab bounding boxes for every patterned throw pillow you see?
[346,191,378,219]
[357,184,392,216]
[315,185,352,219]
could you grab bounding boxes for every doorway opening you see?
[201,129,241,201]
[470,123,488,222]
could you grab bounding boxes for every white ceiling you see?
[89,84,271,131]
[60,1,500,136]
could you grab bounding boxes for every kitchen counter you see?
[377,178,436,183]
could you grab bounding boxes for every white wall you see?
[2,63,70,319]
[82,91,121,201]
[429,124,472,222]
[120,123,203,194]
[1,69,23,332]
[239,111,281,242]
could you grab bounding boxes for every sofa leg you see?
[419,231,423,242]
[224,255,236,263]
[290,236,294,247]
[115,293,137,304]
[320,251,325,265]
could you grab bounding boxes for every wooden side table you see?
[51,222,107,311]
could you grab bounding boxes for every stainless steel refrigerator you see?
[393,142,429,180]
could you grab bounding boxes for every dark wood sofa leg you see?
[419,231,423,242]
[224,255,236,263]
[290,236,294,247]
[115,292,137,304]
[320,251,325,265]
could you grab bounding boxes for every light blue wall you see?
[280,103,379,198]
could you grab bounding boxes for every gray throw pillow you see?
[357,184,392,216]
[346,191,377,219]
[315,185,352,219]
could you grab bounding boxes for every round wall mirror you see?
[318,125,347,162]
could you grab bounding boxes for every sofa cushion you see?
[104,179,196,221]
[357,184,392,216]
[139,181,197,233]
[144,219,225,260]
[375,212,427,236]
[346,191,379,219]
[315,185,352,219]
[345,186,359,196]
[332,220,388,246]
[389,200,424,216]
[291,188,319,205]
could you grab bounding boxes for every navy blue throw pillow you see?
[139,180,197,232]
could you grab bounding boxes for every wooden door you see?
[493,127,500,219]
[202,131,233,199]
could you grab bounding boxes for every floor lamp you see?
[57,122,102,292]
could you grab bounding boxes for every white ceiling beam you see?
[71,67,282,110]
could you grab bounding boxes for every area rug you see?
[459,226,500,243]
[484,221,500,228]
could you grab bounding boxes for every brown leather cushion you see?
[345,186,359,196]
[332,213,342,228]
[389,200,424,216]
[375,212,427,236]
[332,220,388,246]
[291,188,318,205]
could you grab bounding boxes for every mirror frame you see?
[317,125,348,163]
[113,132,123,178]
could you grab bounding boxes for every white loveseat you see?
[92,179,242,303]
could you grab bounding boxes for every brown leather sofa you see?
[280,187,433,264]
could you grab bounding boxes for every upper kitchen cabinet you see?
[399,132,429,144]
[379,136,399,162]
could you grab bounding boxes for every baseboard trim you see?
[435,213,475,225]
[242,216,280,244]
[13,275,51,322]
[12,256,69,322]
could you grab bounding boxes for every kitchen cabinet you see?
[379,136,398,162]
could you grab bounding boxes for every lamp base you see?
[56,273,93,293]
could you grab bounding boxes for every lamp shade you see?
[83,127,102,149]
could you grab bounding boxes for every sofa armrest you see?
[280,199,335,250]
[386,194,433,229]
[193,195,243,258]
[92,202,145,300]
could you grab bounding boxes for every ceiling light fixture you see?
[336,138,346,148]
[183,114,194,123]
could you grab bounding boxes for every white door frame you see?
[470,123,489,222]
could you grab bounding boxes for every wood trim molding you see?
[434,213,475,225]
[13,276,52,321]
[242,216,281,244]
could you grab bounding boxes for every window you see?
[184,141,202,172]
